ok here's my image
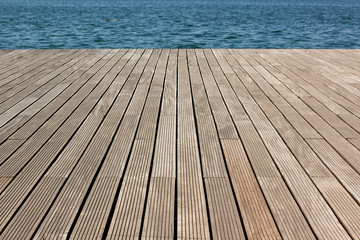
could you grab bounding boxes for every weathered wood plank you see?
[202,49,282,240]
[176,49,211,240]
[31,50,152,240]
[105,50,169,240]
[189,49,246,240]
[0,49,359,240]
[0,49,137,238]
[0,50,90,111]
[213,49,316,240]
[68,50,161,240]
[141,49,177,240]
[222,49,351,239]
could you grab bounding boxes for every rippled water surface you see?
[1,0,360,48]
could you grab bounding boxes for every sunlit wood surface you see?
[0,49,360,239]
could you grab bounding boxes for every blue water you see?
[1,0,360,49]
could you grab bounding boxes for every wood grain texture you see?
[0,49,359,240]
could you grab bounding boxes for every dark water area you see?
[0,0,360,49]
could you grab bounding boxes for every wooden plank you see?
[271,52,360,117]
[249,51,360,174]
[0,50,115,174]
[235,50,360,239]
[261,114,360,239]
[0,50,13,55]
[176,49,210,240]
[0,139,24,164]
[202,49,281,240]
[0,50,45,76]
[289,51,360,109]
[105,50,169,240]
[352,83,360,90]
[221,140,282,239]
[0,48,105,142]
[64,50,162,239]
[291,49,360,83]
[301,96,359,139]
[235,51,360,202]
[2,50,149,240]
[338,114,360,133]
[0,50,42,68]
[0,50,80,98]
[220,49,351,239]
[1,49,360,239]
[349,138,360,150]
[304,112,360,172]
[141,50,177,240]
[0,50,104,157]
[149,115,176,178]
[0,49,25,62]
[258,52,349,116]
[205,177,245,240]
[211,49,316,239]
[0,49,134,235]
[0,50,66,87]
[188,49,246,240]
[312,177,360,240]
[306,139,360,203]
[0,50,89,111]
[141,178,175,240]
[242,51,338,140]
[296,49,360,77]
[188,52,228,178]
[292,50,360,99]
[0,177,11,192]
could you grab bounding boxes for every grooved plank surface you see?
[0,49,360,240]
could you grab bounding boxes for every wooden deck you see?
[0,49,360,240]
